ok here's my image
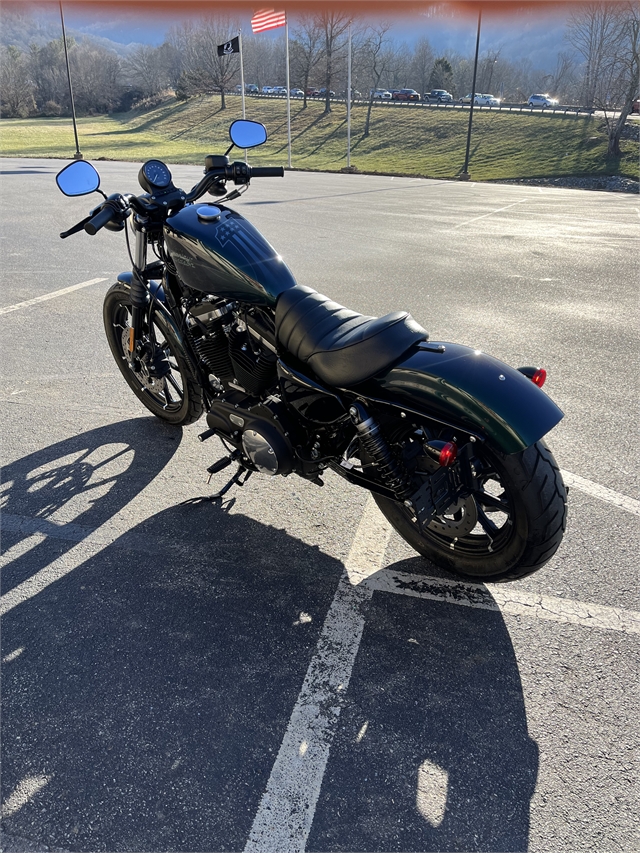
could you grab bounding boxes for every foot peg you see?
[207,455,235,478]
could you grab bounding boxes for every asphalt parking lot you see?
[1,158,639,853]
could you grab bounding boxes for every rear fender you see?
[355,341,563,455]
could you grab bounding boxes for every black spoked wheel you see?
[373,435,567,582]
[103,283,204,426]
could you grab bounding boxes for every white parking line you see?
[0,278,107,315]
[244,498,392,853]
[372,571,640,635]
[452,198,529,229]
[560,469,640,516]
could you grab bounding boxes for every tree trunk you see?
[220,87,226,110]
[608,105,630,156]
[364,93,374,137]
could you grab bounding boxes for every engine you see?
[186,299,278,396]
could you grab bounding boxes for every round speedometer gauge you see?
[138,159,172,191]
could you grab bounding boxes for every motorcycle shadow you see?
[2,432,537,852]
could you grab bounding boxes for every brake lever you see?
[60,215,92,239]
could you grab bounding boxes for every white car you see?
[372,89,392,99]
[261,86,274,94]
[272,86,288,96]
[528,94,559,108]
[290,88,304,97]
[474,94,500,106]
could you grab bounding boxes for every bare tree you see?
[566,3,620,108]
[71,42,122,113]
[317,10,351,114]
[125,44,170,98]
[361,24,397,137]
[0,44,35,116]
[169,16,240,108]
[290,15,324,106]
[410,36,434,97]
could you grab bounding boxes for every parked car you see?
[528,94,559,108]
[306,87,320,97]
[424,89,453,103]
[631,97,639,113]
[393,88,420,101]
[262,86,274,94]
[290,88,304,97]
[318,88,335,98]
[245,84,259,94]
[272,86,288,96]
[475,94,500,106]
[372,89,392,99]
[459,93,482,104]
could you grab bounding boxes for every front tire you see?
[103,283,204,426]
[374,440,567,582]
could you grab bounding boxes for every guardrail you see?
[238,92,595,116]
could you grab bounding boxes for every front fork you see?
[129,218,150,354]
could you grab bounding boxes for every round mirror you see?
[228,120,268,150]
[56,160,101,196]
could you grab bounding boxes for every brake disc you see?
[428,495,478,538]
[120,329,165,394]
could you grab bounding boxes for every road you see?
[1,158,638,853]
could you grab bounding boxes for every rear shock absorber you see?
[349,402,413,500]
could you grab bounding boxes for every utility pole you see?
[59,1,83,160]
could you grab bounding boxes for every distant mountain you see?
[0,8,143,56]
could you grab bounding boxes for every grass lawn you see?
[1,95,637,182]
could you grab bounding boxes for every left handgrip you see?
[85,204,116,236]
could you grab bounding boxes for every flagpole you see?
[346,22,352,169]
[239,28,246,119]
[285,18,291,169]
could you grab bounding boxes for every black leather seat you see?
[276,285,427,387]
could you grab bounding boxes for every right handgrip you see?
[249,166,285,178]
[84,204,115,235]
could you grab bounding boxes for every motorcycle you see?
[55,119,567,582]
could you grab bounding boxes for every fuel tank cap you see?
[197,205,222,222]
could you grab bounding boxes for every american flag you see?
[250,9,286,33]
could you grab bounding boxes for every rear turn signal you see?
[517,366,547,388]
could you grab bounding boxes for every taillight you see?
[425,440,458,467]
[438,442,457,466]
[531,368,547,387]
[518,366,547,387]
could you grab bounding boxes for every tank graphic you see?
[164,204,297,306]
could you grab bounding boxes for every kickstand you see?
[210,465,253,501]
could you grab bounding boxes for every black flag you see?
[217,37,240,56]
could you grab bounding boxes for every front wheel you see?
[374,440,567,582]
[103,283,204,426]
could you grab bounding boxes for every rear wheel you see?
[373,438,567,582]
[103,283,204,426]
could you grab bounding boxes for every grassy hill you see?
[1,94,637,182]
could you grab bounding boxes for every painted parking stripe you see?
[371,571,640,635]
[452,198,529,229]
[0,278,107,315]
[560,469,640,516]
[244,497,392,853]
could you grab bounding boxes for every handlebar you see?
[60,159,284,238]
[249,166,285,178]
[85,203,117,235]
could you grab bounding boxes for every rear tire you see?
[374,440,567,582]
[103,283,204,426]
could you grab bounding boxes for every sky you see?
[12,2,573,71]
